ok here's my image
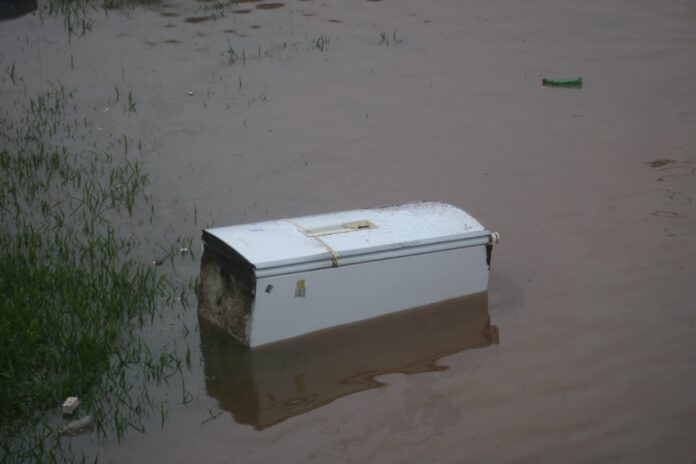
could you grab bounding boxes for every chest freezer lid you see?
[203,201,490,275]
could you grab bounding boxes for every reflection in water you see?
[199,292,499,430]
[0,0,37,21]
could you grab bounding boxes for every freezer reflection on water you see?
[198,292,499,430]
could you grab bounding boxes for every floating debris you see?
[198,201,500,346]
[542,77,583,88]
[647,159,676,168]
[62,397,79,416]
[60,415,93,436]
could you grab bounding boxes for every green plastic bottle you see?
[542,77,583,88]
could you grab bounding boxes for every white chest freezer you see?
[196,201,499,347]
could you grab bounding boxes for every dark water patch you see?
[256,2,284,9]
[0,0,37,21]
[160,11,178,17]
[102,0,165,10]
[224,28,244,36]
[185,15,216,23]
[250,24,261,28]
[163,39,181,44]
[652,210,685,218]
[144,40,158,46]
[233,8,252,13]
[648,159,676,168]
[225,28,247,36]
[328,18,341,23]
[198,292,497,430]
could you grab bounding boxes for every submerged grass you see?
[39,0,162,38]
[0,84,194,462]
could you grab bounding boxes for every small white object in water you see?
[187,90,195,96]
[62,396,79,415]
[180,247,190,254]
[61,415,93,436]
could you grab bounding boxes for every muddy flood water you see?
[2,0,696,462]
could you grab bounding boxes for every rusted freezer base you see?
[196,248,254,345]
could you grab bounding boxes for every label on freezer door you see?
[295,279,306,298]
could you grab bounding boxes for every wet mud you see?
[2,0,696,462]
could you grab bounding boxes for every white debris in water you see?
[62,396,79,415]
[60,415,93,436]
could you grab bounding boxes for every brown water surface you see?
[1,0,695,462]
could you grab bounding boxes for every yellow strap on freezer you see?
[283,219,340,267]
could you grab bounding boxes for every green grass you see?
[0,84,193,462]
